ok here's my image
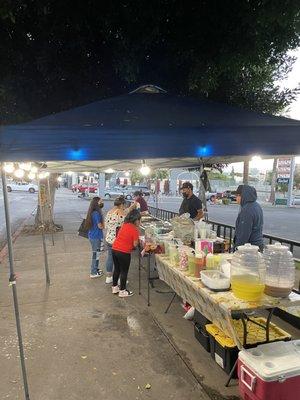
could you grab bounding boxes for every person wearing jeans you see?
[85,196,105,278]
[112,209,141,298]
[90,238,103,275]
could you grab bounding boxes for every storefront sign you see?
[277,158,292,179]
[277,177,289,184]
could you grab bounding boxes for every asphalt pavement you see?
[0,190,38,247]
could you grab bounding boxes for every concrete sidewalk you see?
[2,203,297,400]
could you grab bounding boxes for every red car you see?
[73,183,98,193]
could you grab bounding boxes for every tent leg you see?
[46,176,55,246]
[1,168,31,400]
[198,164,208,219]
[38,180,51,285]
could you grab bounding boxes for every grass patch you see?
[295,260,300,270]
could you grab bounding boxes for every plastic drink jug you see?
[263,242,295,297]
[231,243,266,301]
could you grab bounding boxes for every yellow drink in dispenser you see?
[187,254,196,276]
[231,274,265,301]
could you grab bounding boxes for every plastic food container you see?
[200,270,230,291]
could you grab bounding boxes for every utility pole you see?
[287,157,296,207]
[243,160,249,185]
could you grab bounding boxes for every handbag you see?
[78,219,89,238]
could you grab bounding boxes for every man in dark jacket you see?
[234,185,264,251]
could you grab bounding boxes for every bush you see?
[222,198,230,205]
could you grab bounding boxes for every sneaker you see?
[90,270,103,278]
[112,286,120,294]
[118,289,134,298]
[105,276,113,284]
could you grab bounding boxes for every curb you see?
[0,212,35,264]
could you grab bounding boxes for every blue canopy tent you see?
[1,85,300,171]
[1,85,300,399]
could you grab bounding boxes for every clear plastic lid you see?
[237,243,259,252]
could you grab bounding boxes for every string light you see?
[3,163,15,174]
[14,169,25,179]
[140,162,151,176]
[28,172,36,180]
[19,162,31,171]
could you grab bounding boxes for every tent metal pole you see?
[1,167,31,400]
[38,179,51,285]
[154,172,159,217]
[198,164,208,219]
[46,175,55,246]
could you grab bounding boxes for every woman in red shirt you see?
[112,209,141,298]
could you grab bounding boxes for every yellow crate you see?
[206,317,291,348]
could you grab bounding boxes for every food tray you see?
[200,270,230,290]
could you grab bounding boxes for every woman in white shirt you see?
[104,197,136,283]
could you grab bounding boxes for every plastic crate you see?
[194,309,211,327]
[206,324,238,376]
[194,323,210,352]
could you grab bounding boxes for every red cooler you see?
[238,340,300,400]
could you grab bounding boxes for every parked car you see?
[126,185,151,197]
[76,184,98,193]
[104,187,127,199]
[7,181,38,193]
[292,195,300,205]
[222,190,237,202]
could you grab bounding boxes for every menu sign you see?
[277,158,292,182]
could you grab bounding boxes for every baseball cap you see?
[180,181,193,190]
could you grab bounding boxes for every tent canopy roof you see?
[1,85,299,171]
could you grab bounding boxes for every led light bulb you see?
[28,172,36,180]
[19,162,32,171]
[3,163,15,173]
[14,169,25,179]
[140,165,150,176]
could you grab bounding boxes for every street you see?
[0,190,38,248]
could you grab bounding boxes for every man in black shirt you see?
[179,182,203,220]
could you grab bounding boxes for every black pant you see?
[112,250,131,290]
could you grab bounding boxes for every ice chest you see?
[238,340,300,400]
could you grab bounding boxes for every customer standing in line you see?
[234,185,264,251]
[133,190,149,215]
[85,197,105,278]
[112,209,141,298]
[104,197,136,284]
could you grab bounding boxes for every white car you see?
[7,181,38,193]
[292,196,300,205]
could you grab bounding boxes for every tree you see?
[269,158,278,203]
[294,165,300,189]
[35,174,62,232]
[0,1,299,125]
